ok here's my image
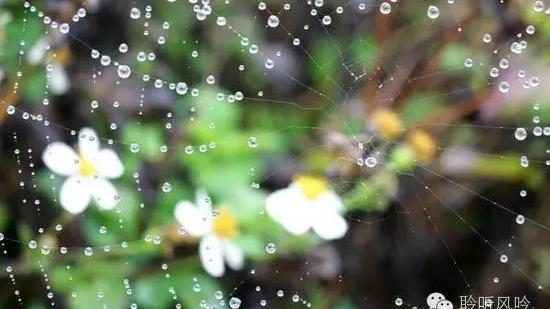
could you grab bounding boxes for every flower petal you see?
[78,128,100,157]
[199,235,225,277]
[174,201,211,237]
[223,240,244,271]
[95,149,124,178]
[266,186,311,235]
[195,189,213,213]
[27,38,47,64]
[59,176,91,214]
[311,212,347,240]
[91,178,119,210]
[313,191,345,212]
[42,142,79,176]
[50,64,69,95]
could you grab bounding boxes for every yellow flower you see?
[370,109,404,140]
[407,129,437,162]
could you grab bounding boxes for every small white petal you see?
[174,201,211,237]
[266,186,311,235]
[59,176,91,214]
[195,189,212,213]
[91,178,119,210]
[314,191,345,212]
[42,142,79,176]
[223,240,244,271]
[311,193,348,240]
[50,63,69,95]
[199,235,225,277]
[311,212,347,240]
[27,38,48,64]
[95,149,124,178]
[78,127,100,157]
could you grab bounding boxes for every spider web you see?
[0,0,548,308]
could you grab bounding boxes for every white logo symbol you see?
[427,292,454,309]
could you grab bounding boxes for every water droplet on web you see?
[514,128,527,141]
[510,42,522,54]
[498,81,510,93]
[265,242,276,254]
[229,297,242,308]
[6,105,16,115]
[519,156,529,167]
[248,137,258,148]
[162,182,172,192]
[395,297,403,306]
[427,5,440,19]
[267,15,279,28]
[130,7,141,19]
[365,157,377,168]
[28,240,37,249]
[500,255,508,263]
[84,247,94,256]
[380,2,391,15]
[516,215,525,225]
[119,43,128,53]
[176,82,188,95]
[117,65,131,78]
[130,143,140,153]
[59,23,70,34]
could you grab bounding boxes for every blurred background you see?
[0,0,549,308]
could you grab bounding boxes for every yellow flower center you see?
[407,129,437,162]
[212,208,238,239]
[370,109,403,140]
[78,155,96,177]
[295,176,328,199]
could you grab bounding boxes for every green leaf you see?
[82,185,141,246]
[350,35,378,70]
[400,93,444,127]
[309,39,339,89]
[345,168,397,212]
[134,260,222,309]
[121,122,165,161]
[51,259,135,309]
[23,71,45,101]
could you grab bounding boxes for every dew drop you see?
[117,65,131,79]
[514,128,527,141]
[380,2,391,15]
[265,242,276,254]
[427,5,440,19]
[267,15,279,28]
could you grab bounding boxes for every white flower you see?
[266,176,348,240]
[174,191,244,277]
[42,128,124,214]
[27,37,70,95]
